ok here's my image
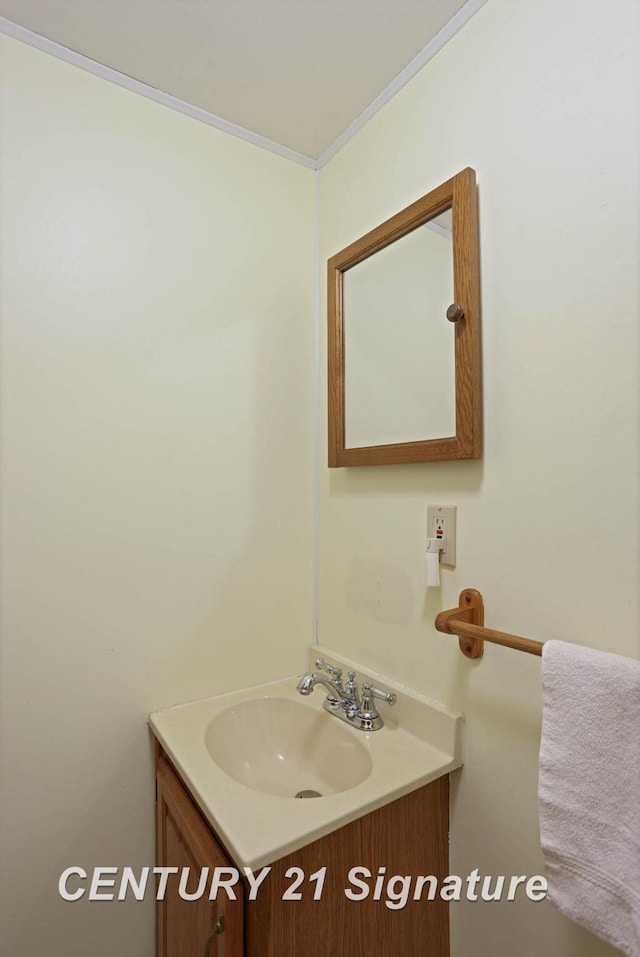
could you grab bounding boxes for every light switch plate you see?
[427,505,457,567]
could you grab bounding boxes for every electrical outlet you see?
[427,505,457,567]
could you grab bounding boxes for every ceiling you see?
[0,0,480,162]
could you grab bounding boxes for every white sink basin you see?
[149,647,463,869]
[204,697,372,797]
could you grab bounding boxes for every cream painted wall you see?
[0,35,314,957]
[319,2,639,956]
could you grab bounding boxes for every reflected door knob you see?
[446,303,464,322]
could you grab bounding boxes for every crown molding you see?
[0,16,317,170]
[1,0,487,171]
[316,0,488,168]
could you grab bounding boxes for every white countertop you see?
[149,647,463,870]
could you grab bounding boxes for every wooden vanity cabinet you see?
[157,755,243,957]
[156,749,450,957]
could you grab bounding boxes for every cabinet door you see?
[156,756,243,957]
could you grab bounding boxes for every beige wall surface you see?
[0,35,314,957]
[319,1,639,956]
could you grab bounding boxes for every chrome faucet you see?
[297,658,396,731]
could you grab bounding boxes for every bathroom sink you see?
[149,647,463,869]
[204,697,372,797]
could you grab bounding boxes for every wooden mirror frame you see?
[328,167,481,467]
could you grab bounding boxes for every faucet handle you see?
[358,682,396,731]
[315,657,343,682]
[361,683,397,708]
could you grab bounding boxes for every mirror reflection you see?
[343,209,455,448]
[328,167,481,467]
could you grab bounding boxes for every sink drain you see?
[294,789,322,799]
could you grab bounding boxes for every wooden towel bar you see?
[435,588,544,659]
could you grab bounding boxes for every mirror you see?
[328,167,481,466]
[343,209,455,449]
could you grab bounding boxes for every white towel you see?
[539,639,640,957]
